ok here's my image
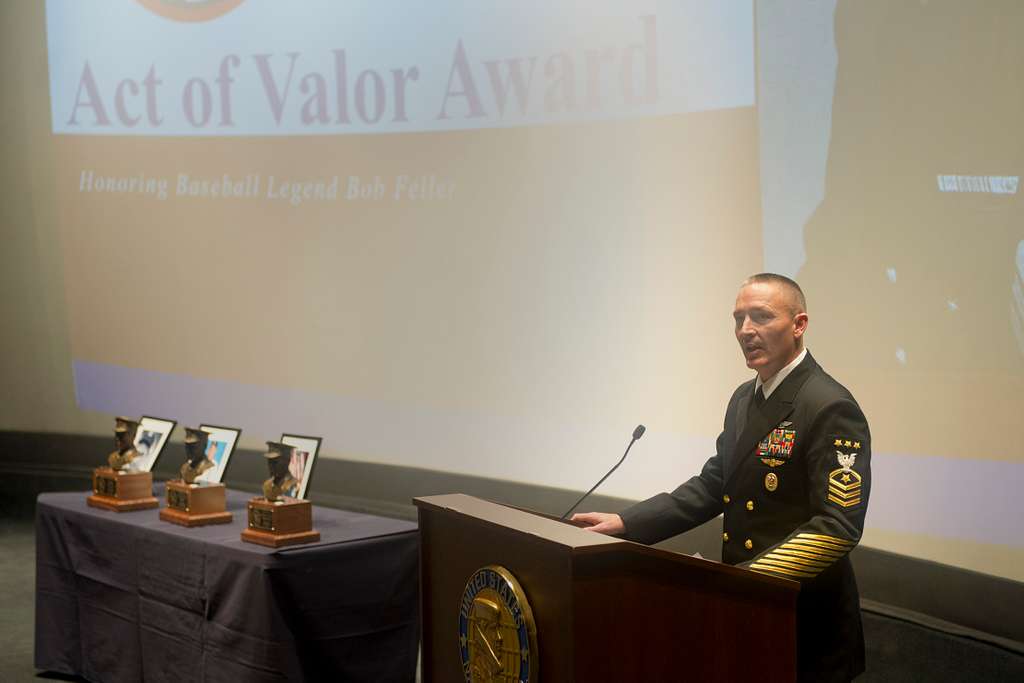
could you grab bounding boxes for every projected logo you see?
[136,0,245,23]
[936,174,1019,194]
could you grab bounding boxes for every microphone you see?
[561,424,645,519]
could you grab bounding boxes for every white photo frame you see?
[196,424,242,484]
[279,433,322,500]
[132,416,177,473]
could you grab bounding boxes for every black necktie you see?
[754,386,766,408]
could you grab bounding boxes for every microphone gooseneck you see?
[561,424,645,519]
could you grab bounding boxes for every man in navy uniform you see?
[573,273,871,682]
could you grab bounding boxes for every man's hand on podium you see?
[570,512,625,535]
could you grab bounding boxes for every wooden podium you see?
[415,494,800,683]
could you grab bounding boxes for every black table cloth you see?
[35,488,419,682]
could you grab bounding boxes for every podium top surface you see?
[415,493,623,549]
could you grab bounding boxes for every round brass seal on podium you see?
[458,565,538,683]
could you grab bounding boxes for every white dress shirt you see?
[755,347,808,400]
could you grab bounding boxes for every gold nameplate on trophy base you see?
[159,480,233,527]
[87,467,159,512]
[241,497,320,548]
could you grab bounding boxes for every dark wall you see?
[3,429,1022,657]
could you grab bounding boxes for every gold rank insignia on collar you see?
[827,438,863,508]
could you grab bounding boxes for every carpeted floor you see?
[861,609,1024,682]
[0,518,86,682]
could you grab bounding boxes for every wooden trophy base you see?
[159,480,233,527]
[241,497,320,548]
[87,468,159,512]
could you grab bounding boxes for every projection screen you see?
[43,0,1024,580]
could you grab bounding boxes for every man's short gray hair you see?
[742,273,807,314]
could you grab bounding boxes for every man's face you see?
[733,281,808,380]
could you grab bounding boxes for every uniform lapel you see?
[723,352,818,488]
[732,380,753,446]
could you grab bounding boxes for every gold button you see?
[746,500,754,511]
[722,532,730,542]
[744,539,753,550]
[723,494,731,504]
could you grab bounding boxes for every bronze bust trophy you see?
[262,441,297,502]
[160,426,232,527]
[180,427,215,484]
[107,417,141,471]
[242,441,319,547]
[87,416,158,512]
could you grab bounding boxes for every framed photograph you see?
[197,424,242,484]
[132,416,177,472]
[279,433,322,500]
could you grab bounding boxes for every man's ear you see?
[793,312,809,339]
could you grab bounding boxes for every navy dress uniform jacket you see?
[619,352,871,682]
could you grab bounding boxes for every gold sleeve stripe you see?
[796,533,854,546]
[783,541,847,557]
[779,547,844,561]
[771,548,838,564]
[758,556,826,574]
[764,552,831,569]
[774,548,839,557]
[787,539,849,555]
[750,563,817,579]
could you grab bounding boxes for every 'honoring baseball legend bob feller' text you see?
[78,170,455,205]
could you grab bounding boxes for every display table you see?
[35,489,419,682]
